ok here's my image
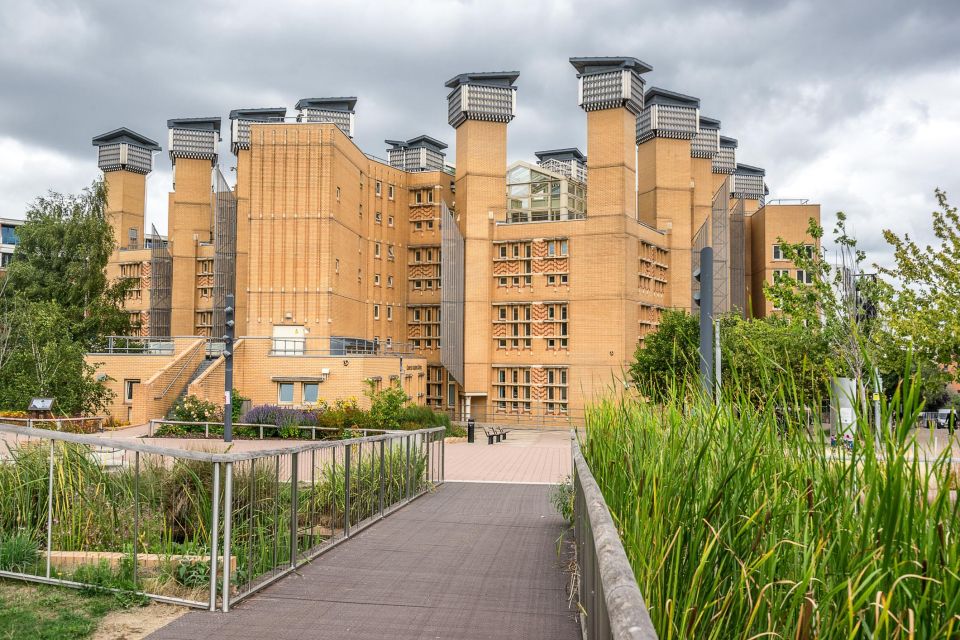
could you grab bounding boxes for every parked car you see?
[936,409,957,429]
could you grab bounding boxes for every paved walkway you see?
[444,430,572,484]
[148,483,579,640]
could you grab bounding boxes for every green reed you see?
[582,374,960,638]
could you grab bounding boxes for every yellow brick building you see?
[88,55,818,425]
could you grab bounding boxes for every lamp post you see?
[223,294,235,443]
[695,247,714,398]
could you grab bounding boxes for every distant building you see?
[0,218,23,270]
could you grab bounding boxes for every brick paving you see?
[148,483,579,640]
[444,429,573,484]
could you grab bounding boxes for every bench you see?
[482,426,512,445]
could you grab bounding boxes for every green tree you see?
[764,213,882,415]
[629,309,699,400]
[875,189,960,399]
[366,382,409,431]
[3,179,130,344]
[719,314,831,406]
[0,299,112,415]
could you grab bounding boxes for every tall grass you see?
[0,436,431,599]
[582,375,960,638]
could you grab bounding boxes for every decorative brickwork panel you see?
[492,323,507,337]
[493,260,520,275]
[531,241,548,258]
[543,257,569,273]
[409,208,436,221]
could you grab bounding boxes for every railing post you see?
[132,451,140,589]
[344,444,352,537]
[441,430,445,484]
[222,462,233,613]
[290,452,299,568]
[45,439,54,579]
[405,434,411,502]
[205,422,209,438]
[209,462,220,611]
[379,439,385,517]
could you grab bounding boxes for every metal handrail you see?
[154,340,205,400]
[0,422,442,463]
[572,433,658,639]
[148,418,388,440]
[0,421,445,613]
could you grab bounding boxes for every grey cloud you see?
[1,0,959,263]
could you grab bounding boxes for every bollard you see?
[467,418,475,444]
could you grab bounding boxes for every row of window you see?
[496,274,569,288]
[277,381,321,405]
[773,269,813,285]
[772,244,815,261]
[372,181,396,199]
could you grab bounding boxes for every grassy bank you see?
[0,579,135,639]
[581,382,960,638]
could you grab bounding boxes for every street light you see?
[223,295,235,443]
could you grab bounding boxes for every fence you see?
[147,419,387,440]
[0,416,107,433]
[0,422,444,612]
[572,434,658,640]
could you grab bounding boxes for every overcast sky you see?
[1,0,958,266]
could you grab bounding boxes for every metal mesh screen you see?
[711,183,731,315]
[440,202,464,385]
[212,168,237,339]
[149,224,172,337]
[729,197,746,316]
[691,217,709,311]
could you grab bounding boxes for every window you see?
[413,309,421,321]
[773,245,784,260]
[387,246,395,261]
[388,185,395,200]
[373,305,380,320]
[428,190,434,203]
[387,307,393,321]
[335,258,340,274]
[560,240,568,255]
[387,275,394,288]
[375,242,381,258]
[415,221,422,231]
[498,277,507,287]
[388,216,394,227]
[804,244,815,258]
[416,191,423,204]
[303,383,319,404]
[0,253,11,268]
[123,379,139,404]
[336,187,341,201]
[128,227,138,249]
[773,269,790,281]
[386,337,392,348]
[375,181,382,196]
[797,269,813,284]
[448,382,456,408]
[374,274,381,286]
[499,245,507,259]
[278,383,294,404]
[375,212,382,225]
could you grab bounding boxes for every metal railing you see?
[0,422,444,612]
[572,434,658,639]
[147,419,387,440]
[0,416,107,433]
